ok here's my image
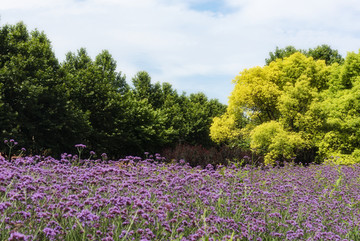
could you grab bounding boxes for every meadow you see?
[3,21,360,241]
[1,147,360,240]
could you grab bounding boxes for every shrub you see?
[161,143,259,168]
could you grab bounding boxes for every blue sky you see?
[188,0,234,14]
[1,0,360,104]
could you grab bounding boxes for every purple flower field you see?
[1,154,360,241]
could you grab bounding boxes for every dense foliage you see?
[211,47,360,165]
[1,154,360,240]
[265,45,344,66]
[0,22,226,158]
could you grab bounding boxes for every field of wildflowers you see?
[1,144,360,240]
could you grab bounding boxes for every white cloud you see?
[0,0,62,10]
[1,0,360,103]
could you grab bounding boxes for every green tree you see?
[132,71,164,109]
[184,93,227,147]
[265,46,300,65]
[338,51,360,89]
[95,50,129,94]
[61,48,137,156]
[0,22,90,155]
[266,45,344,66]
[131,71,227,149]
[0,21,228,157]
[314,53,360,163]
[306,44,344,65]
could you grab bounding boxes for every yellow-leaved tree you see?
[210,52,332,165]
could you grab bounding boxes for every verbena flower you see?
[8,232,28,241]
[75,144,86,149]
[43,227,58,240]
[1,156,360,240]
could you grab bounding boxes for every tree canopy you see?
[0,22,226,158]
[265,45,344,66]
[211,48,360,165]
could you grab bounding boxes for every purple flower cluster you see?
[75,144,86,149]
[0,156,360,240]
[4,139,18,146]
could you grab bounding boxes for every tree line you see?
[211,44,360,165]
[3,21,357,165]
[0,22,226,158]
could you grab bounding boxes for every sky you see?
[1,0,360,104]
